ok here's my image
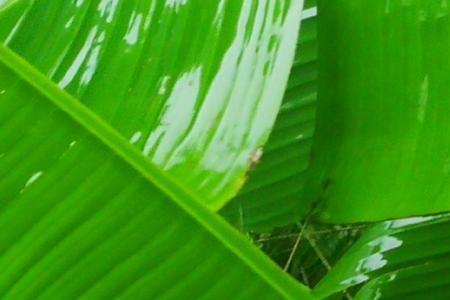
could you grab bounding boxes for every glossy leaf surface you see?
[313,214,450,299]
[221,0,318,231]
[354,261,450,300]
[0,0,302,210]
[304,0,450,222]
[0,44,315,300]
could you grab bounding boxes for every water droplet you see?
[340,274,369,286]
[301,7,317,20]
[24,171,44,189]
[165,0,188,12]
[158,76,171,95]
[124,13,143,45]
[130,131,142,144]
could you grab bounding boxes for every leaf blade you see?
[303,0,450,223]
[0,43,314,300]
[1,0,303,210]
[314,214,450,299]
[221,0,318,231]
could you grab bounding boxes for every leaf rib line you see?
[0,43,312,300]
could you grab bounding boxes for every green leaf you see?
[0,43,315,299]
[221,0,318,231]
[313,214,450,299]
[0,0,302,210]
[304,0,450,222]
[353,261,450,300]
[0,0,30,40]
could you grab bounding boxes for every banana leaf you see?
[313,214,450,299]
[0,0,302,210]
[354,260,450,300]
[0,43,315,299]
[304,0,450,223]
[221,0,318,231]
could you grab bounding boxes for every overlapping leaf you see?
[0,0,320,298]
[313,214,450,299]
[303,0,450,223]
[0,0,301,210]
[0,44,314,299]
[221,0,318,231]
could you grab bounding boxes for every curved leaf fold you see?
[222,0,318,231]
[0,44,314,299]
[314,214,450,299]
[0,0,302,210]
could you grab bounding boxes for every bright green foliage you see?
[354,261,450,300]
[222,0,318,231]
[0,44,314,300]
[2,0,450,298]
[0,0,29,38]
[0,0,322,299]
[304,0,450,223]
[314,214,450,299]
[0,0,301,210]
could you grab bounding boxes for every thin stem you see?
[300,266,310,286]
[309,225,368,235]
[257,233,300,242]
[283,221,308,272]
[304,231,331,270]
[304,231,353,300]
[257,225,368,243]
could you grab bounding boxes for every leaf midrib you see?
[0,43,312,300]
